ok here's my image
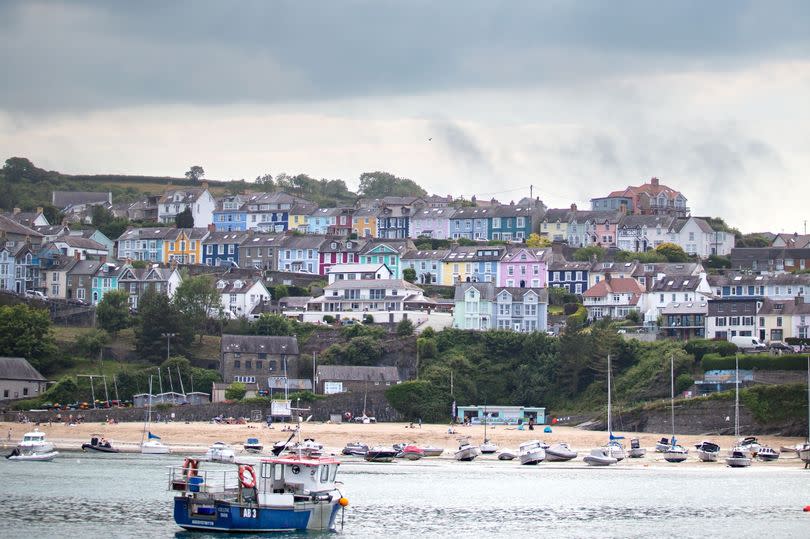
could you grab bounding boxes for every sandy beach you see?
[2,420,807,466]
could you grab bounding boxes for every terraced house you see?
[202,230,249,267]
[488,201,543,241]
[409,207,455,239]
[163,228,208,265]
[244,192,304,233]
[0,246,15,291]
[65,260,103,303]
[116,227,171,262]
[238,233,282,271]
[277,235,325,274]
[352,207,379,238]
[440,245,506,285]
[157,185,216,226]
[289,203,318,233]
[91,263,126,304]
[497,247,549,288]
[358,239,414,279]
[318,237,366,276]
[401,249,448,285]
[449,207,491,240]
[212,194,249,231]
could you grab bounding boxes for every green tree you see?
[526,233,551,247]
[173,275,222,342]
[272,284,289,300]
[385,380,451,422]
[91,205,114,228]
[226,179,248,195]
[655,242,689,262]
[97,218,130,241]
[358,171,427,198]
[254,313,295,336]
[397,318,414,336]
[96,289,131,335]
[705,255,731,269]
[135,288,191,363]
[255,173,275,192]
[175,207,194,228]
[225,381,247,400]
[572,246,606,262]
[74,328,108,359]
[185,165,205,182]
[0,304,57,373]
[402,267,417,283]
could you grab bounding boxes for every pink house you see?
[410,207,456,239]
[591,215,621,248]
[497,247,550,288]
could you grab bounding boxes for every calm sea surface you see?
[2,452,809,538]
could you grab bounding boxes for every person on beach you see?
[7,428,11,441]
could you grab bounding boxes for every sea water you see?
[1,452,808,538]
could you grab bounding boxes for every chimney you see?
[36,206,43,215]
[650,177,660,187]
[207,223,216,233]
[13,207,21,215]
[605,272,612,282]
[74,250,82,261]
[795,296,804,306]
[620,202,627,214]
[570,203,577,212]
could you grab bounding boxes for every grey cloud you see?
[431,121,491,174]
[1,0,809,112]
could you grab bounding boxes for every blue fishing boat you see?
[169,430,348,532]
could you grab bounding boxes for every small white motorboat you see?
[583,447,617,466]
[726,447,752,468]
[654,437,671,453]
[291,438,323,457]
[518,440,546,465]
[454,443,480,462]
[663,444,689,463]
[545,442,577,462]
[243,437,263,453]
[6,447,59,461]
[420,446,444,457]
[606,440,625,461]
[19,429,55,453]
[205,442,236,463]
[695,441,720,462]
[480,439,498,454]
[737,436,761,456]
[757,446,780,462]
[628,438,646,458]
[498,449,517,460]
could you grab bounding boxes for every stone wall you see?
[1,389,401,424]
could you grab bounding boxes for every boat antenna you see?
[483,398,488,443]
[607,354,612,438]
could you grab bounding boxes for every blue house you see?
[489,204,540,242]
[307,208,336,235]
[213,195,248,231]
[203,231,249,267]
[450,207,491,240]
[116,227,172,263]
[547,257,590,295]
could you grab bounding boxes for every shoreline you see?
[3,420,807,467]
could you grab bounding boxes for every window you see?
[245,360,252,369]
[23,387,28,396]
[234,360,241,369]
[777,316,783,327]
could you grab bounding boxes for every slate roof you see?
[0,357,46,382]
[0,214,43,237]
[402,249,450,260]
[52,191,111,208]
[649,275,704,292]
[220,335,299,355]
[358,238,414,255]
[757,297,810,316]
[316,365,400,382]
[159,188,206,204]
[411,207,457,220]
[53,236,107,250]
[324,279,422,291]
[617,214,677,229]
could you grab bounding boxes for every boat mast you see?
[483,400,487,443]
[734,353,740,438]
[806,355,809,443]
[670,354,675,445]
[607,354,612,437]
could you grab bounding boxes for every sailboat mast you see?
[670,354,675,443]
[607,354,612,436]
[734,353,740,438]
[806,355,809,443]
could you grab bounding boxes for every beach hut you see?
[185,392,210,405]
[133,393,153,408]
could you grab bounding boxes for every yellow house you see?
[164,228,208,265]
[539,208,571,242]
[352,207,379,238]
[288,204,317,232]
[757,297,810,342]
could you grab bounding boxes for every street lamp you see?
[161,333,177,362]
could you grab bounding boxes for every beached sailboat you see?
[602,354,624,461]
[479,406,498,454]
[663,355,689,463]
[141,376,170,455]
[725,354,751,468]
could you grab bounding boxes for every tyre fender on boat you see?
[183,458,198,477]
[239,464,256,488]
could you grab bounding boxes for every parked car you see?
[768,342,793,352]
[25,290,47,300]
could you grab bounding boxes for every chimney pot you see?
[570,203,577,212]
[207,223,216,233]
[650,177,660,186]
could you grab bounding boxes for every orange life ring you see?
[239,465,256,489]
[183,458,198,477]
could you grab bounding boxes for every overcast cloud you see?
[1,1,809,232]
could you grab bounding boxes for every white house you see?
[326,263,393,284]
[582,276,645,320]
[642,272,714,323]
[302,279,432,324]
[674,217,734,257]
[158,185,216,227]
[616,215,679,253]
[216,277,272,319]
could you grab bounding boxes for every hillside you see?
[0,158,427,212]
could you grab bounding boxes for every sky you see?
[1,1,809,233]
